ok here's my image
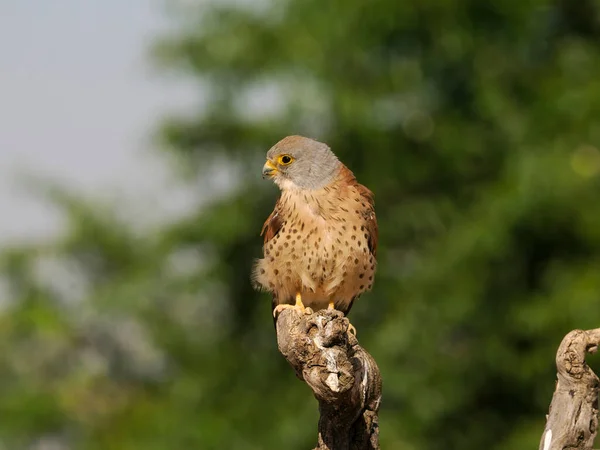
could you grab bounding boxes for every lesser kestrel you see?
[253,136,378,328]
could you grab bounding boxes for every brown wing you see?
[260,198,285,325]
[356,183,378,257]
[260,197,283,246]
[337,165,378,258]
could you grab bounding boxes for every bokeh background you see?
[2,0,600,449]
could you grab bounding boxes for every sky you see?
[0,1,197,243]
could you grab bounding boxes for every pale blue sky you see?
[0,1,197,242]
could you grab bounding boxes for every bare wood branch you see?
[539,328,600,450]
[275,308,382,450]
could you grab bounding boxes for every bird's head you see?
[262,136,341,190]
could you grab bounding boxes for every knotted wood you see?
[539,328,600,450]
[276,308,382,450]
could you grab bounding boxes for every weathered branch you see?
[276,308,382,450]
[540,328,600,450]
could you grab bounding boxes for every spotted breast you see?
[253,165,378,315]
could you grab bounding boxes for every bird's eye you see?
[278,154,294,165]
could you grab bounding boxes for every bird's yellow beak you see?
[262,159,278,179]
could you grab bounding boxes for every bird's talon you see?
[273,301,310,318]
[347,323,357,336]
[273,303,298,318]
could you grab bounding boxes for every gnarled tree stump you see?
[275,308,382,450]
[540,328,600,450]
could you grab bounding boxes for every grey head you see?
[262,135,341,190]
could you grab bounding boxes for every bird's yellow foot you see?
[327,302,357,335]
[273,293,312,318]
[347,323,357,336]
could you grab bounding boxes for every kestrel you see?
[253,136,378,328]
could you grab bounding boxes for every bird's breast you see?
[253,184,375,313]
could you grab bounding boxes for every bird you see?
[252,135,378,331]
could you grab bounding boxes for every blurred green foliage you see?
[2,0,600,448]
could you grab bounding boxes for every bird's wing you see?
[260,197,286,324]
[260,197,283,245]
[338,165,378,258]
[356,184,378,257]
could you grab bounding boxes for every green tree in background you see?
[2,0,600,448]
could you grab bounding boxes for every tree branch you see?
[539,328,600,450]
[276,308,382,450]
